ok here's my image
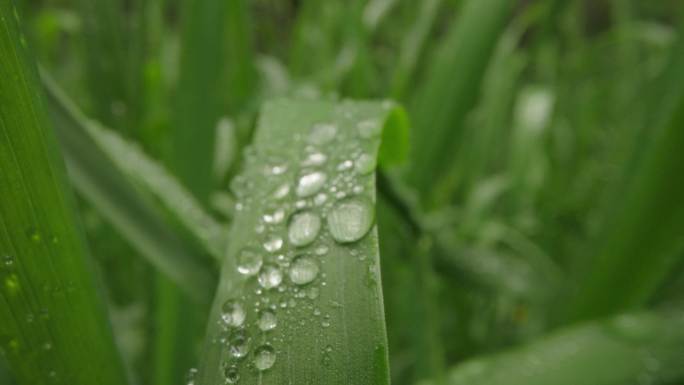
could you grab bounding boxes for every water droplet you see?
[221,300,246,327]
[313,193,328,206]
[263,209,285,224]
[3,255,14,268]
[253,344,276,371]
[258,265,283,290]
[327,198,374,243]
[289,256,319,285]
[308,123,337,144]
[357,119,382,138]
[26,228,41,243]
[269,164,288,175]
[296,172,327,197]
[302,152,327,166]
[4,274,20,295]
[263,236,283,252]
[237,249,263,276]
[288,211,321,247]
[185,368,198,385]
[355,153,376,174]
[273,184,290,199]
[258,310,277,331]
[337,160,353,171]
[307,287,320,299]
[224,365,240,383]
[228,329,250,359]
[315,245,329,255]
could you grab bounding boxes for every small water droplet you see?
[224,365,240,383]
[355,153,376,174]
[221,300,246,327]
[4,274,20,295]
[315,245,329,255]
[26,228,41,243]
[263,209,285,224]
[237,249,263,276]
[308,123,337,144]
[253,344,276,371]
[269,164,288,175]
[273,184,290,199]
[185,368,198,385]
[263,236,283,252]
[307,287,320,299]
[258,265,283,290]
[289,256,319,285]
[357,119,382,138]
[302,152,327,166]
[296,172,327,197]
[288,211,321,247]
[258,310,277,331]
[313,193,328,206]
[337,160,353,171]
[327,198,374,243]
[228,329,250,359]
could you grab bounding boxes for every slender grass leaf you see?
[390,0,443,100]
[195,99,407,385]
[44,75,226,259]
[0,4,130,384]
[42,74,217,303]
[224,0,258,114]
[568,42,684,322]
[77,0,133,133]
[424,312,684,385]
[172,0,228,203]
[406,0,513,207]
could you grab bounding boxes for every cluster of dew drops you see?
[187,105,386,385]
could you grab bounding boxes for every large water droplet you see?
[258,310,277,331]
[263,236,283,252]
[308,123,337,144]
[327,198,374,243]
[296,172,327,197]
[288,211,321,247]
[237,249,263,276]
[258,265,283,290]
[289,256,319,285]
[221,300,246,327]
[224,365,240,383]
[253,344,276,371]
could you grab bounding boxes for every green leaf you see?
[172,0,230,203]
[195,99,408,385]
[568,41,684,322]
[42,73,217,303]
[424,312,684,385]
[406,0,513,207]
[0,3,130,384]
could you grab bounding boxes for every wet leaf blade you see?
[0,4,130,384]
[42,74,217,303]
[427,312,684,385]
[197,99,407,385]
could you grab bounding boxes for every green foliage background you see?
[1,0,684,384]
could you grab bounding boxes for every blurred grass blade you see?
[42,74,217,302]
[0,4,130,384]
[77,0,134,133]
[390,0,443,100]
[406,0,513,207]
[224,0,257,113]
[172,0,229,203]
[44,74,226,259]
[569,42,684,322]
[196,99,408,384]
[426,312,684,385]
